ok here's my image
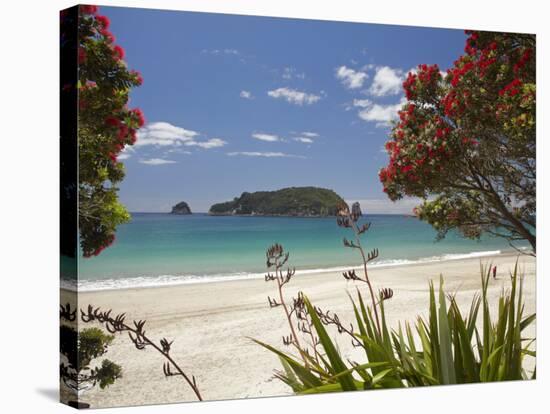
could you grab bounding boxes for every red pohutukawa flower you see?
[131,108,145,127]
[402,64,441,101]
[80,5,98,15]
[380,29,534,204]
[101,29,116,43]
[112,45,125,60]
[499,78,523,97]
[105,116,121,127]
[95,14,110,29]
[117,124,129,140]
[130,70,143,85]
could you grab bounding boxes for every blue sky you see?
[102,6,466,213]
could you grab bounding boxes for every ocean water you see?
[69,213,524,291]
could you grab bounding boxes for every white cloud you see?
[240,90,253,99]
[227,151,305,158]
[282,66,306,80]
[252,133,280,142]
[184,138,227,149]
[116,145,134,160]
[201,48,240,56]
[136,122,227,150]
[166,148,192,155]
[139,158,177,166]
[135,122,198,147]
[294,137,313,144]
[369,66,404,96]
[292,131,318,144]
[355,97,406,125]
[267,87,321,105]
[352,98,372,108]
[335,66,368,89]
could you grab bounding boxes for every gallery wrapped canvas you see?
[60,4,536,409]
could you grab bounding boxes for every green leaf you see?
[304,297,357,391]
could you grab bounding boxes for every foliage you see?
[209,187,346,216]
[255,206,536,394]
[393,265,535,385]
[60,306,122,393]
[69,5,144,257]
[379,31,535,253]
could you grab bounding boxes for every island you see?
[208,187,346,217]
[171,201,192,215]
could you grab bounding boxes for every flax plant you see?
[255,204,536,394]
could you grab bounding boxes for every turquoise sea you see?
[69,213,525,291]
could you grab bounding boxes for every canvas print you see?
[60,4,536,409]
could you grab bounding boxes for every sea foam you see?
[64,249,502,292]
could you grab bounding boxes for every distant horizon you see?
[126,195,421,215]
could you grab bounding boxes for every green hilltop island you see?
[208,186,349,217]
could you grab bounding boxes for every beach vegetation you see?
[256,204,536,393]
[60,304,122,405]
[379,31,536,253]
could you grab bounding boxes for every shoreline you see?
[64,248,527,293]
[62,252,536,408]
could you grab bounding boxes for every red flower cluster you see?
[105,116,120,127]
[499,78,523,97]
[130,70,143,86]
[398,103,416,124]
[84,234,115,257]
[513,48,532,74]
[403,64,440,100]
[131,108,146,127]
[448,58,474,87]
[80,5,98,15]
[95,14,110,29]
[103,112,141,163]
[112,45,125,60]
[441,90,463,117]
[403,72,417,100]
[417,64,440,83]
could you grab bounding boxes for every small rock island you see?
[171,201,192,215]
[209,187,346,217]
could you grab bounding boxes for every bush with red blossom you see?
[74,5,145,257]
[380,30,536,252]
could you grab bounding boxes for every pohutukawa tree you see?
[379,31,535,253]
[77,5,144,257]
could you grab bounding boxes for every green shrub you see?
[257,264,535,394]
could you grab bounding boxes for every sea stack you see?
[171,201,192,215]
[351,202,362,217]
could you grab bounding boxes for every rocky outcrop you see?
[171,201,192,215]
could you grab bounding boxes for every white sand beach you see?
[61,252,536,408]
